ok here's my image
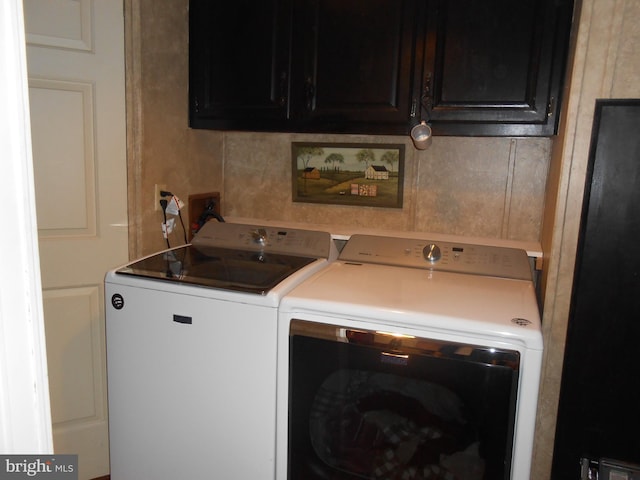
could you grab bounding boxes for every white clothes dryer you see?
[276,234,542,480]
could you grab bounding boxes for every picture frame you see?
[292,142,405,208]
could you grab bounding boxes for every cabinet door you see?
[290,0,421,134]
[421,0,572,136]
[189,0,292,130]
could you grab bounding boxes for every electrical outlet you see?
[154,184,168,211]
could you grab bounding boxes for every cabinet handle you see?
[422,72,434,112]
[305,76,315,111]
[547,96,555,118]
[279,71,287,107]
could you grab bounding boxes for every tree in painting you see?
[356,148,376,170]
[324,152,345,172]
[296,146,324,194]
[296,146,324,170]
[381,150,399,172]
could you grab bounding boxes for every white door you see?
[24,1,128,478]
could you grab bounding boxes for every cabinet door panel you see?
[440,1,536,104]
[189,0,291,130]
[422,0,572,136]
[291,0,419,134]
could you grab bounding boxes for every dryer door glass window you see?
[288,320,520,480]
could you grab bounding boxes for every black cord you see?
[194,199,226,235]
[178,210,188,244]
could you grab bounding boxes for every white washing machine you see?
[105,221,337,480]
[276,234,543,480]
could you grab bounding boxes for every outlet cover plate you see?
[154,184,167,211]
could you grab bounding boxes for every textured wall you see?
[127,0,225,257]
[128,0,552,257]
[222,132,550,241]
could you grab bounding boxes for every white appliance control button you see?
[423,243,442,263]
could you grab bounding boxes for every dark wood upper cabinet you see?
[188,0,292,131]
[189,0,574,136]
[420,0,574,136]
[288,0,421,134]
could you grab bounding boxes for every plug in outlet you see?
[154,184,168,211]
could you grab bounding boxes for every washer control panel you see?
[191,222,336,259]
[340,234,532,280]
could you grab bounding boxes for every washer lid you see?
[116,245,317,295]
[115,222,337,295]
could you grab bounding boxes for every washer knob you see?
[251,228,267,245]
[423,243,441,263]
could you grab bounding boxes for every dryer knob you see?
[423,243,442,263]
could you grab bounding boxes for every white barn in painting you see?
[365,165,389,180]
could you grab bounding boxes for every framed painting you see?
[292,142,404,208]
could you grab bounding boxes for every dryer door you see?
[287,319,520,480]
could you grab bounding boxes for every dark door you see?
[420,0,573,136]
[289,0,421,134]
[552,100,640,478]
[189,0,292,130]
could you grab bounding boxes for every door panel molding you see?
[24,0,93,52]
[29,78,97,237]
[42,285,106,428]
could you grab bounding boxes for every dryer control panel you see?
[340,234,532,280]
